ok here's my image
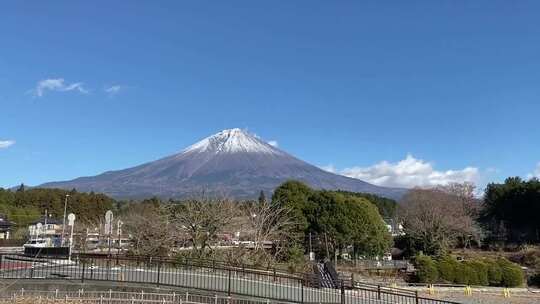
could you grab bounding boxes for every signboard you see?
[67,213,76,226]
[105,210,114,235]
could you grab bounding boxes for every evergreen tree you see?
[258,190,266,204]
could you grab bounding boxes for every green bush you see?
[485,259,503,286]
[454,262,476,285]
[437,255,458,283]
[412,255,524,287]
[496,257,524,287]
[500,265,524,287]
[286,244,307,273]
[466,261,489,286]
[415,255,438,283]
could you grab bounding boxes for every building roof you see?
[31,217,62,225]
[0,215,15,228]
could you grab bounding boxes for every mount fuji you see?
[40,129,406,200]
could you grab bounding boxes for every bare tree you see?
[171,196,237,258]
[242,200,297,265]
[122,203,175,256]
[436,182,482,247]
[437,182,479,213]
[400,187,479,255]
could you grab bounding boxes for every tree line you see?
[398,177,540,257]
[0,185,114,236]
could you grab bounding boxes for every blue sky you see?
[1,1,539,191]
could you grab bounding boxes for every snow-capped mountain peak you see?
[182,128,283,155]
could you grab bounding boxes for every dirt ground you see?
[433,292,540,304]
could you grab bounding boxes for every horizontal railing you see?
[5,289,289,304]
[0,254,461,304]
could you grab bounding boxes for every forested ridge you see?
[0,185,114,232]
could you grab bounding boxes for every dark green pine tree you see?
[258,190,266,204]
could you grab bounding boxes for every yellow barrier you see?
[503,288,511,298]
[464,286,472,296]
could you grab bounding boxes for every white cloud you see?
[267,140,279,147]
[104,85,123,96]
[319,164,337,173]
[323,154,480,188]
[0,140,15,149]
[31,78,88,97]
[527,162,540,179]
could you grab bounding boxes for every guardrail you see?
[0,254,461,304]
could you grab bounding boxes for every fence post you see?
[157,260,162,287]
[377,285,381,300]
[300,279,304,304]
[227,268,232,296]
[81,260,86,283]
[106,257,111,281]
[415,290,419,304]
[340,281,345,304]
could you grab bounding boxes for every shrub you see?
[286,244,307,273]
[415,255,438,283]
[466,261,489,286]
[497,257,524,287]
[485,259,503,286]
[437,255,458,283]
[454,262,476,285]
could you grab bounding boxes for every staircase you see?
[313,262,339,288]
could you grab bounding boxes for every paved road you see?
[0,262,399,304]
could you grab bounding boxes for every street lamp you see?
[67,213,76,262]
[61,194,70,246]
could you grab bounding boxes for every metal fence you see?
[3,289,289,304]
[0,254,461,304]
[337,260,409,271]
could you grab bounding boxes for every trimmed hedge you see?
[437,255,459,283]
[414,255,524,287]
[497,258,524,287]
[415,255,438,283]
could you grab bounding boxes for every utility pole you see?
[105,210,113,257]
[61,194,70,246]
[324,233,330,261]
[67,213,76,262]
[116,219,123,253]
[309,232,314,261]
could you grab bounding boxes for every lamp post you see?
[61,194,70,246]
[67,213,76,262]
[105,210,113,257]
[116,219,123,253]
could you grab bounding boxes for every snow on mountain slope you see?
[183,128,283,155]
[39,129,406,200]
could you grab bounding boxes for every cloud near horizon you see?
[267,140,278,147]
[0,140,15,149]
[527,162,540,179]
[31,78,88,97]
[322,154,480,188]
